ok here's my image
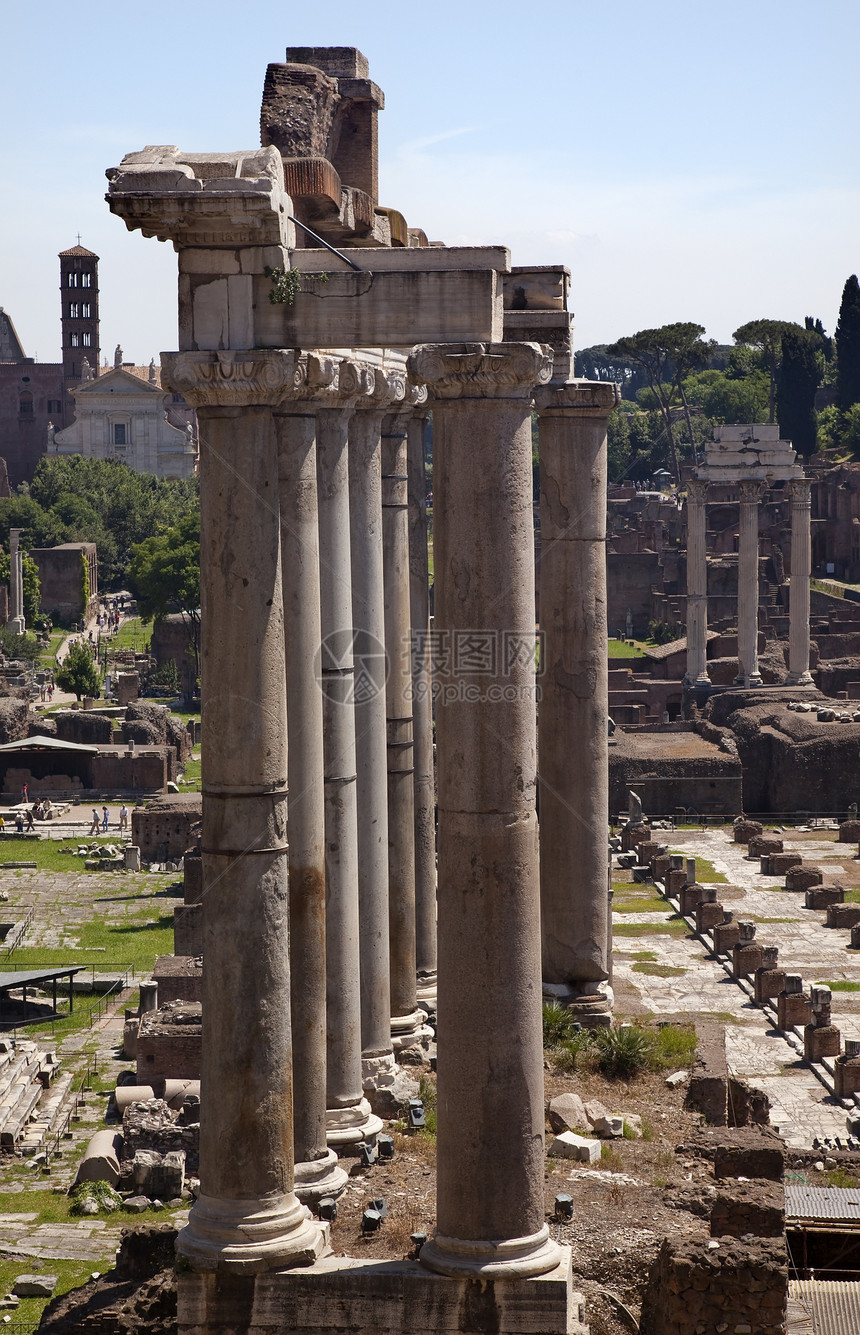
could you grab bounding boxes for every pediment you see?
[75,368,162,396]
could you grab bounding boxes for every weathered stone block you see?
[777,990,811,1029]
[640,1235,787,1335]
[652,853,671,880]
[136,1002,202,1085]
[548,1131,601,1163]
[733,819,763,844]
[679,882,705,915]
[834,1054,860,1097]
[621,822,650,852]
[174,903,202,956]
[713,1127,785,1181]
[748,836,783,857]
[754,967,786,1003]
[785,866,823,892]
[804,1024,841,1062]
[838,819,860,842]
[696,901,726,931]
[763,852,803,874]
[827,903,860,929]
[664,868,686,897]
[710,1179,785,1238]
[546,1092,587,1134]
[712,919,741,954]
[685,1025,727,1126]
[806,885,845,910]
[732,943,763,977]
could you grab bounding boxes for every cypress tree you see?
[777,329,821,458]
[836,275,860,410]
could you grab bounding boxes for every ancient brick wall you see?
[132,794,201,859]
[136,1004,202,1084]
[639,1236,788,1335]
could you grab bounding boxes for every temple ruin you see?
[105,44,609,1334]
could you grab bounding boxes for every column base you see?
[325,1097,383,1148]
[541,981,613,1028]
[361,1051,397,1087]
[293,1150,349,1207]
[734,672,763,687]
[786,671,814,686]
[176,1246,588,1335]
[391,1007,434,1052]
[683,671,712,688]
[417,972,437,1015]
[176,1190,329,1274]
[8,617,25,635]
[419,1224,563,1279]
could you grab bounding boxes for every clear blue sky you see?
[2,0,858,366]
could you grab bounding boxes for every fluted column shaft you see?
[736,480,762,686]
[536,382,617,1005]
[788,477,813,686]
[409,341,561,1280]
[162,350,323,1273]
[407,409,438,1007]
[9,529,24,634]
[348,405,395,1077]
[382,408,426,1049]
[685,480,710,685]
[275,393,346,1205]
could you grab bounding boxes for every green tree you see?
[682,368,770,424]
[835,275,860,411]
[606,324,716,484]
[817,403,860,457]
[55,640,102,701]
[129,510,201,681]
[777,328,823,458]
[733,318,802,422]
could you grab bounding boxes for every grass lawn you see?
[608,639,646,659]
[817,980,860,992]
[671,853,727,884]
[613,920,689,938]
[0,1256,115,1334]
[105,617,150,655]
[632,962,687,977]
[0,837,130,875]
[39,629,66,667]
[9,908,175,974]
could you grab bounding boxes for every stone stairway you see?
[0,1038,67,1150]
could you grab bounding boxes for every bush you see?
[69,1180,123,1215]
[594,1025,653,1079]
[542,1000,578,1047]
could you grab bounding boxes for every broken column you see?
[731,921,763,977]
[410,341,562,1278]
[684,479,709,686]
[162,349,324,1270]
[735,480,762,686]
[787,476,813,686]
[804,984,841,1061]
[777,975,811,1030]
[535,381,617,1024]
[382,402,429,1051]
[406,404,438,1014]
[316,359,384,1148]
[753,948,784,1003]
[8,529,24,635]
[275,366,347,1204]
[348,371,399,1087]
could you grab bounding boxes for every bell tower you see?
[59,243,100,414]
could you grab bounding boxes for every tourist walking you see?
[89,808,100,835]
[101,806,109,832]
[119,803,129,833]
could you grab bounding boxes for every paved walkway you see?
[613,826,860,1148]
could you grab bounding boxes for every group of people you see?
[88,804,129,835]
[37,678,55,702]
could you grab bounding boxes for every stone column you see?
[162,350,324,1272]
[409,342,561,1279]
[535,381,618,1023]
[787,476,813,686]
[9,529,24,635]
[274,366,347,1206]
[684,479,710,686]
[348,374,401,1088]
[735,480,763,686]
[407,406,438,1013]
[316,357,383,1148]
[382,403,430,1051]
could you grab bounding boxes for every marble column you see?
[274,369,347,1206]
[316,357,383,1148]
[382,404,430,1051]
[9,529,24,635]
[162,350,324,1272]
[535,381,617,1022]
[735,480,763,686]
[348,374,401,1087]
[409,342,561,1279]
[787,476,813,686]
[684,479,710,686]
[407,406,438,1013]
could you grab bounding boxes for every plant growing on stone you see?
[264,265,329,305]
[69,1181,123,1215]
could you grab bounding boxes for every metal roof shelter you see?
[0,966,84,1028]
[789,1279,860,1335]
[786,1186,860,1227]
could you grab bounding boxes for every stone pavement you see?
[613,826,860,1148]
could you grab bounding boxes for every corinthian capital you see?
[533,379,620,416]
[738,479,763,504]
[408,342,552,400]
[161,350,302,407]
[789,476,812,506]
[687,478,708,504]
